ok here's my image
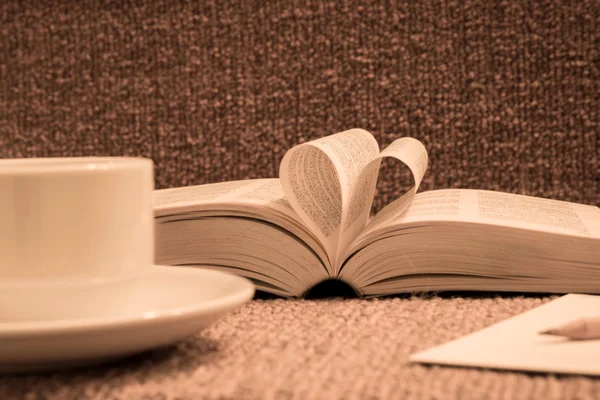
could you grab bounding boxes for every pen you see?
[539,316,600,340]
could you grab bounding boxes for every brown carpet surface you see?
[2,295,600,400]
[1,1,600,398]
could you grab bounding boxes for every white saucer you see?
[0,266,254,373]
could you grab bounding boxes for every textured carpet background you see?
[1,0,598,207]
[1,1,600,399]
[2,296,600,400]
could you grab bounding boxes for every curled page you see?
[334,158,381,271]
[380,137,428,188]
[351,137,429,243]
[279,129,379,267]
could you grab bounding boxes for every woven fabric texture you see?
[1,0,598,207]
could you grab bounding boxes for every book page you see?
[233,179,294,212]
[389,189,600,238]
[153,179,256,210]
[346,137,428,245]
[154,179,296,217]
[308,128,380,190]
[279,129,379,265]
[475,191,597,237]
[369,137,428,226]
[411,294,600,376]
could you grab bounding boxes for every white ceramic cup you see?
[0,157,154,288]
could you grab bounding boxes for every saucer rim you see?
[0,265,254,336]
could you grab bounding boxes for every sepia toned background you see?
[1,0,598,208]
[0,1,599,399]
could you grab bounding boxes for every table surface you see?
[1,294,599,400]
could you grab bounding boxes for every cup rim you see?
[0,157,152,175]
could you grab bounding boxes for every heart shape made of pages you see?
[279,129,428,270]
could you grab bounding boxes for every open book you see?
[153,129,600,298]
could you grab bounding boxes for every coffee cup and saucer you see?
[0,157,254,373]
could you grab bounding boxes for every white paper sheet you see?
[410,294,600,376]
